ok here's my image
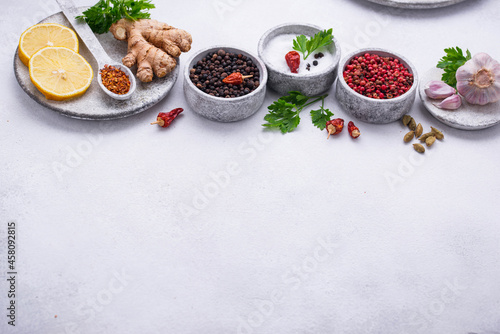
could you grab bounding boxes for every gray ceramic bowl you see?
[258,23,341,96]
[335,48,418,124]
[183,46,267,122]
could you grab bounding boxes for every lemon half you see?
[29,47,93,101]
[19,23,79,67]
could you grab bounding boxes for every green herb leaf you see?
[281,91,310,107]
[293,28,334,60]
[292,35,308,58]
[262,91,332,133]
[310,106,333,130]
[436,47,472,88]
[76,0,155,34]
[263,99,302,133]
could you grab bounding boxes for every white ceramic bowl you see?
[183,46,268,122]
[258,23,341,96]
[335,48,418,124]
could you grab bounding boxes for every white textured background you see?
[1,0,500,333]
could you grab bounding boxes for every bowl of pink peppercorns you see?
[335,48,418,124]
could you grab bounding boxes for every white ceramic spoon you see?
[56,0,136,100]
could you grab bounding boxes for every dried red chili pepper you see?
[285,51,300,74]
[326,118,344,139]
[348,121,360,138]
[222,72,253,85]
[151,108,183,128]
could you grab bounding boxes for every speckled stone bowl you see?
[335,48,418,124]
[183,46,267,122]
[258,23,341,96]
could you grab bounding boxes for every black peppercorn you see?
[189,49,260,98]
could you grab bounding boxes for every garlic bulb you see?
[456,53,500,105]
[425,81,456,99]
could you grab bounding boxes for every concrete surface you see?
[0,0,499,333]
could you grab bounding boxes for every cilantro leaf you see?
[310,106,333,130]
[436,47,472,88]
[76,0,155,34]
[293,28,334,60]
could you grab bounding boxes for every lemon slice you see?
[19,23,79,67]
[29,47,93,101]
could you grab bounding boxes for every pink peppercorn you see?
[342,53,414,100]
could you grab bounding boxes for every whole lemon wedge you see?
[29,46,93,101]
[19,23,79,67]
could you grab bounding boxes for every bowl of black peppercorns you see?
[183,46,268,122]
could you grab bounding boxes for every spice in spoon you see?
[100,65,131,95]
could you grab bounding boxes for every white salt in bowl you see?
[258,23,341,96]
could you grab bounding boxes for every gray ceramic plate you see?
[14,8,179,120]
[365,0,468,9]
[419,68,500,130]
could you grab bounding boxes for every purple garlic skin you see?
[425,80,456,99]
[436,94,462,110]
[456,52,500,105]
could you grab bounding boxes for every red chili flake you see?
[326,118,344,139]
[99,65,131,95]
[151,108,183,128]
[342,53,413,99]
[348,121,360,138]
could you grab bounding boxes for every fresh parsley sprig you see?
[310,103,334,131]
[436,47,472,88]
[263,91,332,133]
[76,0,155,34]
[293,28,334,60]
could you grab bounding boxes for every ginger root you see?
[109,19,192,83]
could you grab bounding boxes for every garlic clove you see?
[456,61,475,82]
[473,52,497,69]
[491,80,500,103]
[435,94,462,110]
[424,80,456,99]
[457,80,487,105]
[489,66,500,103]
